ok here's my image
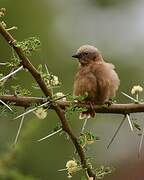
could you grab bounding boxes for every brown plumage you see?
[72,45,120,118]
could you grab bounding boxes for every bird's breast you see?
[73,67,97,101]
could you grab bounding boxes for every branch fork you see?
[0,23,95,179]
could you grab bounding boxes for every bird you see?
[72,45,120,119]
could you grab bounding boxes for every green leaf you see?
[11,85,31,96]
[15,37,41,56]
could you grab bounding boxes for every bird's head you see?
[72,45,103,66]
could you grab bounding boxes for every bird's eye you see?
[84,52,88,55]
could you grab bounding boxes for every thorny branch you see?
[1,95,144,114]
[0,23,96,179]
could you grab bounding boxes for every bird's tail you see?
[79,102,96,119]
[79,110,95,119]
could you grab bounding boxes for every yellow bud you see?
[34,107,47,119]
[131,85,143,95]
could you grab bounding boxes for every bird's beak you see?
[72,54,80,59]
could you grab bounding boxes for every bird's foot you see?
[104,99,113,107]
[87,101,95,117]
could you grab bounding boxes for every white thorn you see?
[0,63,7,66]
[126,114,134,132]
[6,26,17,31]
[107,115,126,149]
[58,168,67,172]
[81,117,88,133]
[14,101,50,120]
[44,64,50,75]
[37,128,62,142]
[121,92,138,102]
[0,66,23,82]
[0,99,13,112]
[14,115,25,145]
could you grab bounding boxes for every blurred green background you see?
[1,0,144,179]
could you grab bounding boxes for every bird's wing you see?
[92,62,120,102]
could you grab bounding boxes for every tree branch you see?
[0,23,95,178]
[1,95,144,114]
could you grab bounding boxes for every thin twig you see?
[107,115,126,149]
[37,128,63,142]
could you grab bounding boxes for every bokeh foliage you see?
[0,0,144,179]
